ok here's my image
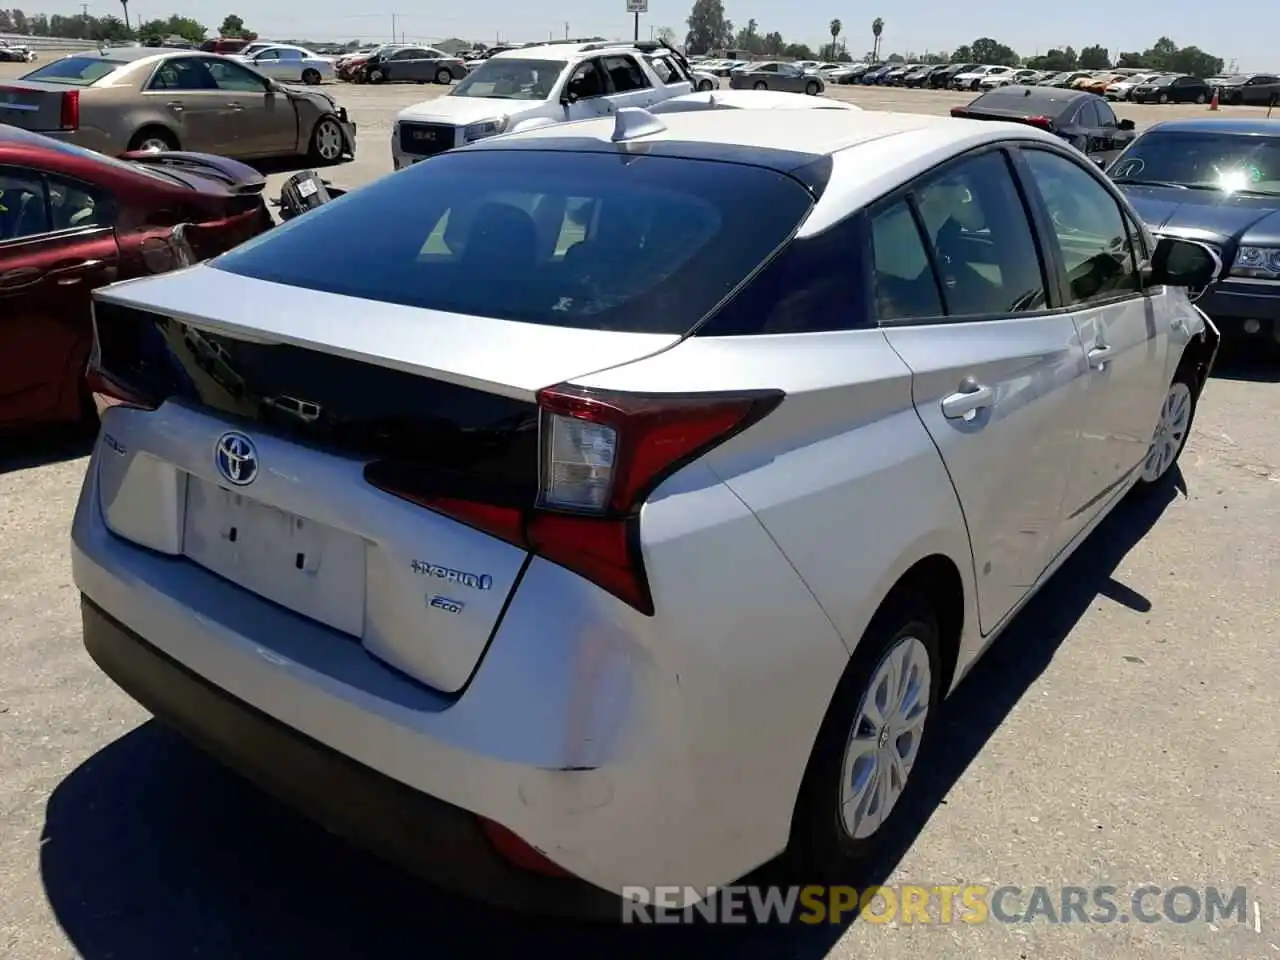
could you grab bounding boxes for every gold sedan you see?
[1,46,356,162]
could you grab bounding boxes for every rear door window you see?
[212,150,815,334]
[910,150,1049,317]
[0,168,50,241]
[601,55,649,91]
[869,200,944,322]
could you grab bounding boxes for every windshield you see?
[1220,76,1251,86]
[21,56,122,85]
[449,57,563,100]
[1111,131,1280,196]
[211,149,814,335]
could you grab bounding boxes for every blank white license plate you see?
[296,177,318,198]
[182,476,367,637]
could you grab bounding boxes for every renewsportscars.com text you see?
[620,884,1251,926]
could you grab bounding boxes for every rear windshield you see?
[212,149,814,334]
[970,86,1071,114]
[22,55,123,85]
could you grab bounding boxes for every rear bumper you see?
[80,595,620,917]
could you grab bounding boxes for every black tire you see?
[1158,92,1169,104]
[786,588,944,882]
[127,126,178,153]
[753,80,768,90]
[697,79,713,91]
[805,80,819,96]
[1195,92,1206,104]
[368,68,386,84]
[435,68,452,84]
[301,68,322,85]
[1131,369,1198,495]
[308,116,346,164]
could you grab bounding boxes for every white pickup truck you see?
[391,40,696,170]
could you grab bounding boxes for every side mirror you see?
[560,89,579,106]
[1092,156,1107,169]
[1147,236,1222,293]
[1118,118,1135,131]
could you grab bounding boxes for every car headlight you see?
[463,117,509,142]
[1232,245,1280,279]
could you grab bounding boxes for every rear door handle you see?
[48,259,105,285]
[0,266,42,290]
[941,381,995,420]
[1088,344,1114,370]
[227,101,243,110]
[166,100,184,112]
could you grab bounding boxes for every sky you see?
[24,0,1267,71]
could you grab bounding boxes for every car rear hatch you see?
[0,79,80,133]
[89,270,681,695]
[122,151,269,196]
[86,145,817,694]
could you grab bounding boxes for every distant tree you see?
[1025,46,1078,71]
[655,25,676,44]
[1141,36,1223,77]
[762,30,784,55]
[219,14,247,36]
[871,17,883,61]
[828,18,841,60]
[951,44,972,63]
[1078,44,1110,69]
[685,0,732,55]
[1115,50,1147,68]
[783,41,815,60]
[969,37,1020,66]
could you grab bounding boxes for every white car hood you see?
[397,94,537,125]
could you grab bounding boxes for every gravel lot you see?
[2,62,1279,960]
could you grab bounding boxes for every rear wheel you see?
[787,589,943,880]
[805,80,819,96]
[127,127,178,153]
[1158,91,1169,104]
[1195,92,1206,104]
[368,68,386,84]
[435,68,452,84]
[697,78,713,91]
[308,117,345,164]
[301,68,322,85]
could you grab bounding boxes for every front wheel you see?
[1133,372,1197,493]
[697,78,713,91]
[1158,92,1169,104]
[786,589,943,880]
[435,68,452,84]
[753,80,768,90]
[301,68,322,85]
[368,68,386,84]
[308,116,346,164]
[804,80,819,96]
[1195,92,1206,104]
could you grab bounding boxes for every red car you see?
[0,125,272,432]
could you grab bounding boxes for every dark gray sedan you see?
[728,62,824,95]
[362,46,468,85]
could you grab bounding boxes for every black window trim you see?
[1011,142,1150,311]
[862,140,1063,329]
[599,53,652,92]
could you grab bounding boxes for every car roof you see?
[1144,118,1280,137]
[49,46,168,63]
[493,42,645,63]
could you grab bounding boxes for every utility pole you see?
[633,11,639,43]
[80,2,88,16]
[564,22,569,39]
[390,12,396,43]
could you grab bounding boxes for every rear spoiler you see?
[120,150,268,195]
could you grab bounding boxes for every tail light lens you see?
[477,817,573,877]
[949,106,968,117]
[59,90,79,131]
[1024,114,1055,131]
[368,385,783,615]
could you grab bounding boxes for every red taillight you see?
[367,386,783,614]
[949,106,968,117]
[59,89,79,131]
[477,817,573,877]
[1024,114,1055,131]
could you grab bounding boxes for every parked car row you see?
[0,38,36,62]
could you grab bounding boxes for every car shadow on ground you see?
[40,475,1181,959]
[0,424,94,475]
